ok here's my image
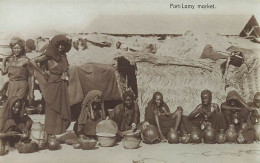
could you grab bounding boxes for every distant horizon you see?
[0,0,259,38]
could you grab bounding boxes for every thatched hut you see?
[114,52,260,121]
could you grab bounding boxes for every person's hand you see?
[131,123,137,131]
[3,56,10,62]
[142,122,150,130]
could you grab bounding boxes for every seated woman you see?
[247,92,260,124]
[110,91,140,136]
[144,92,183,142]
[221,90,255,143]
[73,90,106,139]
[0,96,33,149]
[182,90,227,133]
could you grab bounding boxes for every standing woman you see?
[30,35,72,140]
[1,37,35,105]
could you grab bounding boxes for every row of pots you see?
[167,123,259,144]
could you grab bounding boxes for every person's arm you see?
[0,131,20,138]
[154,109,166,141]
[1,56,10,75]
[133,102,140,125]
[29,55,49,80]
[221,103,232,124]
[0,81,9,95]
[27,64,35,105]
[188,105,202,120]
[101,100,106,120]
[221,103,242,111]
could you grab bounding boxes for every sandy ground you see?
[1,115,260,163]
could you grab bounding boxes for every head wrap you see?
[9,37,25,48]
[78,90,104,124]
[43,35,72,62]
[254,92,260,101]
[226,90,247,107]
[0,96,24,132]
[9,37,26,55]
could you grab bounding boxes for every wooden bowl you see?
[78,139,97,150]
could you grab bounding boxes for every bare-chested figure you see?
[1,37,35,105]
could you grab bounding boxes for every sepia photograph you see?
[0,0,260,162]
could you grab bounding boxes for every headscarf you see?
[43,35,72,62]
[149,92,167,108]
[145,92,170,122]
[226,90,247,107]
[0,96,24,132]
[254,92,260,101]
[78,90,105,125]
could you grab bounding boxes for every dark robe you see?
[0,96,33,146]
[110,102,140,132]
[221,91,250,127]
[74,90,105,136]
[221,91,255,143]
[40,35,72,135]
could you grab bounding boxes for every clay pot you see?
[16,140,39,153]
[190,127,202,144]
[179,133,191,144]
[237,131,246,144]
[122,135,141,149]
[203,123,216,144]
[254,123,260,141]
[48,135,60,150]
[226,124,238,143]
[167,128,179,144]
[216,129,227,144]
[141,125,160,144]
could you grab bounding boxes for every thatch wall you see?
[115,52,260,121]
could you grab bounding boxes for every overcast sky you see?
[0,0,259,37]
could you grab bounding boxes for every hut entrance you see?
[116,57,138,97]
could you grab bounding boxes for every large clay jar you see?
[167,128,179,144]
[48,135,60,150]
[141,125,160,144]
[226,124,238,143]
[237,130,246,144]
[203,123,216,144]
[216,129,227,144]
[254,123,260,141]
[190,127,202,144]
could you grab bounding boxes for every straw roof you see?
[115,52,260,121]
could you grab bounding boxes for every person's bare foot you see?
[160,137,168,143]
